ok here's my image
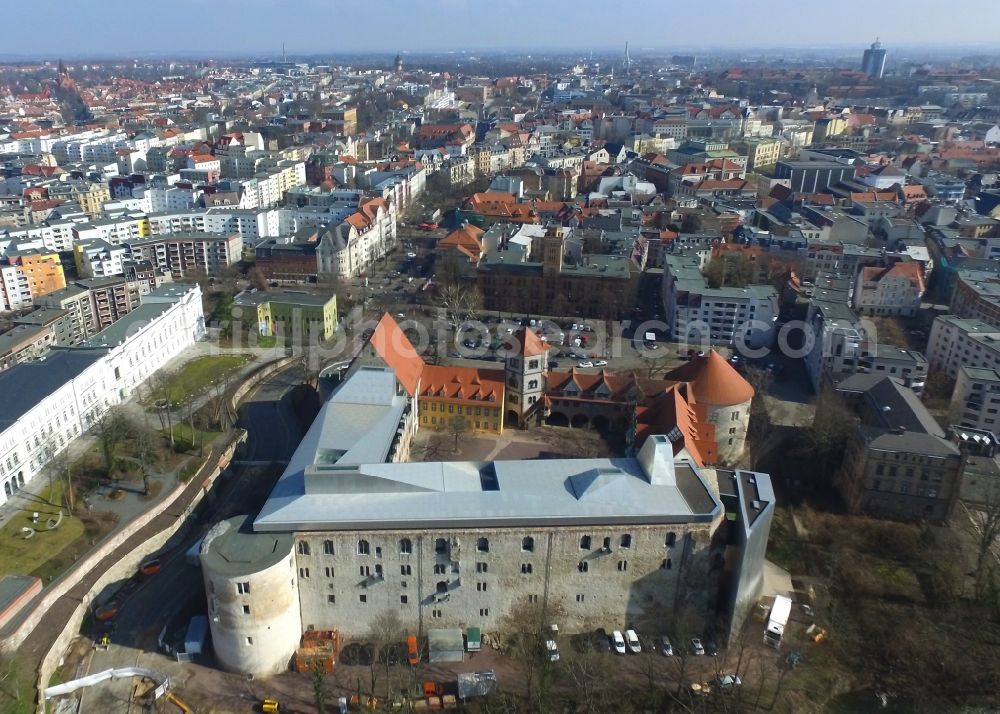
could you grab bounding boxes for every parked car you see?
[595,360,608,367]
[659,635,673,656]
[624,629,641,654]
[418,222,438,231]
[703,639,719,657]
[611,630,626,654]
[690,637,705,656]
[713,674,742,691]
[544,639,559,662]
[577,361,594,368]
[406,252,418,259]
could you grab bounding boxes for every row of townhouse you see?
[0,284,205,505]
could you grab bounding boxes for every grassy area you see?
[165,422,223,454]
[0,479,117,582]
[142,354,253,407]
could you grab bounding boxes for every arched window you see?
[528,379,539,389]
[323,540,334,555]
[665,532,677,548]
[435,538,448,554]
[357,539,370,555]
[522,536,534,552]
[580,535,592,550]
[400,538,413,555]
[476,537,489,553]
[620,534,632,548]
[436,581,448,594]
[297,541,310,556]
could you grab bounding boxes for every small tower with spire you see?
[394,52,404,74]
[57,58,67,77]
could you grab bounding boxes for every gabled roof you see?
[369,313,425,396]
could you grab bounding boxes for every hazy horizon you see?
[3,0,1000,58]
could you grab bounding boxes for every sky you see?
[5,0,1000,56]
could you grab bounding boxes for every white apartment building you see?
[926,315,1000,379]
[0,264,34,311]
[142,186,201,214]
[662,255,778,349]
[851,262,925,317]
[74,239,128,279]
[1,220,78,253]
[71,215,149,246]
[0,284,204,505]
[952,367,1000,437]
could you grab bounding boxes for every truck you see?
[764,595,792,648]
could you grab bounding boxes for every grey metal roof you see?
[200,515,293,577]
[0,348,107,428]
[83,302,174,348]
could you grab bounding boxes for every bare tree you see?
[972,490,1000,600]
[44,445,75,514]
[90,406,132,479]
[438,283,483,329]
[370,610,403,702]
[447,415,471,454]
[248,266,268,292]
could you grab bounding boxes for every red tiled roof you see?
[370,313,425,396]
[420,365,504,403]
[664,351,755,406]
[506,328,549,358]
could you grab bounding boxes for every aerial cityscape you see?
[0,3,999,713]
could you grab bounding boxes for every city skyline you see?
[2,0,999,57]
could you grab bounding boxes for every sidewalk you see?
[0,343,269,531]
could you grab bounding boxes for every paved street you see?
[237,364,307,462]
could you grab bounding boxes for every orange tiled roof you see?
[506,327,549,358]
[438,223,484,263]
[663,351,755,406]
[370,313,426,396]
[420,365,504,403]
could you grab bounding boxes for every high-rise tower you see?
[861,39,887,80]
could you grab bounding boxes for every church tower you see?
[504,327,548,427]
[394,52,404,74]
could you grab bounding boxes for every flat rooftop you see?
[200,515,293,577]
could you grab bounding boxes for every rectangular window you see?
[247,636,253,645]
[401,565,412,576]
[236,581,250,594]
[520,563,533,574]
[476,562,488,573]
[617,560,628,572]
[327,594,335,604]
[528,594,539,603]
[477,582,487,592]
[325,567,334,578]
[400,595,408,604]
[359,593,367,603]
[243,605,250,615]
[298,568,309,579]
[576,594,585,603]
[480,608,490,617]
[432,609,442,619]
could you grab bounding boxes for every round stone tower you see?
[200,515,301,677]
[665,351,755,465]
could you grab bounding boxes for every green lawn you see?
[0,480,87,579]
[143,354,253,406]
